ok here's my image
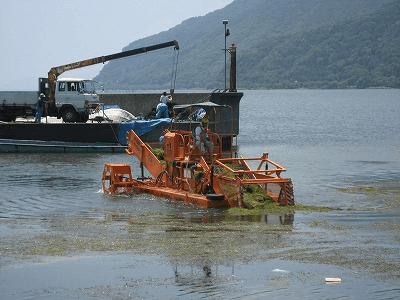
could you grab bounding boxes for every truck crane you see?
[0,40,179,123]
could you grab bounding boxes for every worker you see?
[156,102,169,118]
[195,117,214,154]
[34,93,44,123]
[159,91,172,104]
[156,91,172,118]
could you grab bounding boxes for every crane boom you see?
[46,40,179,105]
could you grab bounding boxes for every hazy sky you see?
[0,0,233,90]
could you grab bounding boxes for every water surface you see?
[1,89,399,299]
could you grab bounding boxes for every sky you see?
[0,0,233,90]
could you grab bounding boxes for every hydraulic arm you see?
[46,40,179,106]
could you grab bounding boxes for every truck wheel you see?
[0,111,5,122]
[62,108,77,123]
[0,111,16,122]
[79,113,89,123]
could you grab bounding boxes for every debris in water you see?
[272,269,290,273]
[325,277,342,283]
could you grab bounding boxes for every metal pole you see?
[224,23,227,91]
[223,20,229,91]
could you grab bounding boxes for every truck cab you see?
[54,78,99,123]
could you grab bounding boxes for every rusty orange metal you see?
[102,129,294,208]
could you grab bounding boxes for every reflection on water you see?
[3,253,399,299]
[248,213,294,225]
[173,211,294,226]
[172,263,234,296]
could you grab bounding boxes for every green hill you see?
[94,0,400,90]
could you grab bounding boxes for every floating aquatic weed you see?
[151,148,165,160]
[338,186,379,193]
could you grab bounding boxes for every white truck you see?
[0,40,179,123]
[0,78,98,123]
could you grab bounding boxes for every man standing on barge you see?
[156,92,172,118]
[159,91,172,104]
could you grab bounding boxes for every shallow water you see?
[1,89,400,299]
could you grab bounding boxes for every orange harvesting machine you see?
[102,129,294,208]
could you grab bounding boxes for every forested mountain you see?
[94,0,400,90]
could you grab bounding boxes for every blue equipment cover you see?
[118,118,171,145]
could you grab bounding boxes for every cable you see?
[170,49,179,92]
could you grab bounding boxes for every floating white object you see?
[272,269,290,273]
[325,278,341,283]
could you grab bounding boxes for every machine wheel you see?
[62,108,77,123]
[102,168,112,194]
[278,180,294,206]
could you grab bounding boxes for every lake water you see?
[1,89,399,299]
